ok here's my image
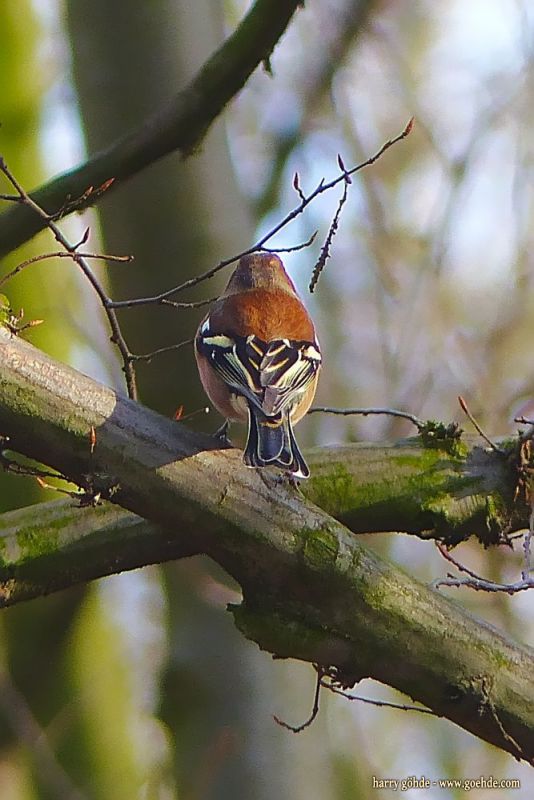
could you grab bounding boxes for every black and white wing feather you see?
[197,324,321,417]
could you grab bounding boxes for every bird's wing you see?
[257,337,321,416]
[197,326,321,417]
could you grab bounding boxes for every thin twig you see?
[0,157,137,399]
[254,117,414,253]
[0,441,76,489]
[0,250,132,289]
[178,406,210,423]
[130,338,193,363]
[322,680,436,717]
[292,172,306,203]
[433,541,534,593]
[435,542,487,581]
[111,296,216,311]
[106,251,250,309]
[515,416,534,425]
[258,230,318,254]
[52,179,116,221]
[0,121,413,397]
[109,297,217,309]
[309,172,349,293]
[433,575,534,593]
[274,666,323,733]
[0,302,44,335]
[488,700,525,763]
[159,297,216,310]
[458,395,502,453]
[308,405,424,430]
[108,120,414,308]
[479,676,525,763]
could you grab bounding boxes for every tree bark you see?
[0,0,302,258]
[0,326,533,764]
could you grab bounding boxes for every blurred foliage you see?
[68,591,146,798]
[0,4,88,798]
[0,0,47,513]
[0,0,533,798]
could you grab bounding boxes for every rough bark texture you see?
[0,327,533,764]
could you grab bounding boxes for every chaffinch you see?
[194,253,321,478]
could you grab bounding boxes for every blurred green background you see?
[0,0,533,798]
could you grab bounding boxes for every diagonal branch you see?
[0,0,302,257]
[0,326,533,762]
[0,158,138,398]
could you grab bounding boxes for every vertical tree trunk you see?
[65,0,250,417]
[64,4,329,798]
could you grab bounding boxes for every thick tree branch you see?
[0,0,302,257]
[0,499,197,603]
[0,327,533,762]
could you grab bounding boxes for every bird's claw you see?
[213,419,232,446]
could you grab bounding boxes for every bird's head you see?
[224,253,298,296]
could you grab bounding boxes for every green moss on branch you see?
[1,328,533,762]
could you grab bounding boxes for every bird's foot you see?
[213,419,232,446]
[286,473,302,490]
[255,468,302,493]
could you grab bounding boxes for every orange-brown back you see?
[208,288,315,342]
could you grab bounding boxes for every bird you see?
[194,253,321,478]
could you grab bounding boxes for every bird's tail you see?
[243,405,309,478]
